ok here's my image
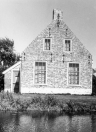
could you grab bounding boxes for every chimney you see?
[53,9,63,20]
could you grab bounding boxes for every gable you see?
[21,9,92,61]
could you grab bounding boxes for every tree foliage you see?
[0,38,20,68]
[0,38,20,91]
[92,69,96,95]
[92,75,96,95]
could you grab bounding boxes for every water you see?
[0,111,96,132]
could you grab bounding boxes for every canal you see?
[0,112,96,132]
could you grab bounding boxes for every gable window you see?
[35,62,46,84]
[44,38,51,51]
[64,39,72,51]
[68,63,79,85]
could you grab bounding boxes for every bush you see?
[31,96,43,104]
[66,100,74,112]
[15,98,30,111]
[44,95,58,107]
[0,91,14,102]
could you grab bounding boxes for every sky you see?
[0,0,96,67]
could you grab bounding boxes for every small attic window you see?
[43,38,51,51]
[64,39,72,52]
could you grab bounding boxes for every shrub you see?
[0,91,14,102]
[66,100,74,112]
[44,95,58,107]
[31,96,43,104]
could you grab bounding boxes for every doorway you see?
[13,70,20,93]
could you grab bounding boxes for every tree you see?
[92,69,96,95]
[0,38,20,91]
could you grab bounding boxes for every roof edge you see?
[2,61,21,74]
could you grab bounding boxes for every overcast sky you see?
[0,0,96,67]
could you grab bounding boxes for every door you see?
[13,70,20,93]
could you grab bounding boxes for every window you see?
[64,39,71,51]
[68,63,79,85]
[44,38,51,51]
[35,62,46,84]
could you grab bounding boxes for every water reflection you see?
[0,112,96,132]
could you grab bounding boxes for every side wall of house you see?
[4,63,21,93]
[20,20,92,94]
[4,70,11,92]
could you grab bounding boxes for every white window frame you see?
[43,37,52,51]
[67,62,81,86]
[63,39,72,52]
[33,61,47,85]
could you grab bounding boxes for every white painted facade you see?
[2,9,92,95]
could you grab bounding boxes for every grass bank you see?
[0,91,96,115]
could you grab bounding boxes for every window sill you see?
[67,84,81,87]
[64,51,73,53]
[43,50,51,52]
[34,83,47,86]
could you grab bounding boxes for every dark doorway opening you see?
[13,70,20,93]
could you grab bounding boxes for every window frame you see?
[34,61,47,85]
[67,62,80,86]
[43,37,52,51]
[63,39,72,52]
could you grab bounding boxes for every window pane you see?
[45,39,50,50]
[48,39,50,43]
[69,63,72,67]
[65,40,71,51]
[68,40,70,43]
[69,63,79,85]
[35,62,46,84]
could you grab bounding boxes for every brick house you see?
[3,9,92,94]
